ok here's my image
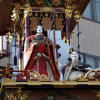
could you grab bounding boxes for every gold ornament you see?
[40,74,48,81]
[11,8,19,22]
[30,71,40,80]
[65,5,73,18]
[24,7,32,17]
[34,0,44,5]
[52,0,61,6]
[6,32,12,43]
[70,31,74,38]
[74,10,81,22]
[16,88,23,100]
[96,92,100,99]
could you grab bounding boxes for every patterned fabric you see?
[31,58,48,75]
[24,35,60,80]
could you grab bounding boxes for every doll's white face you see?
[37,25,43,33]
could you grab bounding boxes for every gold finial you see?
[24,7,32,17]
[65,5,73,18]
[11,8,19,21]
[74,10,81,22]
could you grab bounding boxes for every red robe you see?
[24,35,60,80]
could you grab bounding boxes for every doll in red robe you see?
[24,25,60,81]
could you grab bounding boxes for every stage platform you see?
[1,79,100,88]
[1,79,100,100]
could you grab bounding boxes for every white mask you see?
[71,51,79,66]
[37,25,43,33]
[71,51,78,61]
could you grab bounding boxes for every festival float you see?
[0,0,100,100]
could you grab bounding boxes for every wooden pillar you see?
[65,6,73,45]
[24,10,29,38]
[65,18,70,45]
[18,33,22,70]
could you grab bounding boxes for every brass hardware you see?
[65,5,73,18]
[74,10,81,22]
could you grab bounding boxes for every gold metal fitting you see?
[65,5,73,18]
[40,74,48,81]
[24,7,32,17]
[11,8,19,21]
[30,71,40,79]
[74,10,81,22]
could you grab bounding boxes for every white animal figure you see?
[56,40,70,81]
[69,71,84,81]
[64,51,84,81]
[47,30,70,81]
[56,40,70,66]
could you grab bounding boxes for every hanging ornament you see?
[6,32,12,43]
[39,13,43,25]
[70,31,74,38]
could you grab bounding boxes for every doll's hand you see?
[32,42,39,48]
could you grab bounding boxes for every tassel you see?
[14,55,17,66]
